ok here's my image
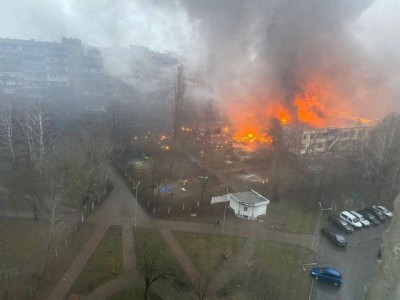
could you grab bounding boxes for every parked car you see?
[340,211,363,228]
[310,266,342,287]
[350,210,371,227]
[357,210,380,226]
[372,205,393,218]
[328,215,354,233]
[364,207,386,222]
[321,228,348,247]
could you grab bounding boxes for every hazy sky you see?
[1,0,399,118]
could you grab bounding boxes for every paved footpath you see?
[47,163,148,300]
[160,229,203,285]
[47,163,314,300]
[46,224,109,300]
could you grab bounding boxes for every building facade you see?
[0,37,178,105]
[211,190,270,220]
[285,125,372,155]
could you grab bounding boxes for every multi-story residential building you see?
[285,125,372,155]
[0,38,71,99]
[0,37,179,105]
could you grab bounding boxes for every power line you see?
[82,0,157,37]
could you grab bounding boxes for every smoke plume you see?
[178,0,399,124]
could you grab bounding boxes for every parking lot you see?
[311,218,389,300]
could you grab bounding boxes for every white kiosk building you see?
[211,190,270,220]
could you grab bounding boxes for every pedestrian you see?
[218,219,222,227]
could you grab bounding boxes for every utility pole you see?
[222,187,228,236]
[133,181,141,230]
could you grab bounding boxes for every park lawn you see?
[108,288,162,300]
[268,197,318,233]
[0,217,47,267]
[172,231,246,279]
[134,228,192,292]
[69,225,123,296]
[0,217,96,300]
[221,241,314,300]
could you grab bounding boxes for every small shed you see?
[211,190,270,220]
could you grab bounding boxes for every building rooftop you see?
[230,190,270,204]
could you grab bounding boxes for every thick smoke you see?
[0,0,399,120]
[178,0,398,122]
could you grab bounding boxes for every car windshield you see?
[380,207,388,213]
[336,235,346,243]
[320,268,341,278]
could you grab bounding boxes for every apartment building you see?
[285,125,371,155]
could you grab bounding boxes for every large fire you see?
[227,78,374,152]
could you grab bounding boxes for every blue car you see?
[310,267,342,287]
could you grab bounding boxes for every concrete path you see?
[48,162,314,300]
[160,229,203,285]
[47,164,148,300]
[46,224,109,300]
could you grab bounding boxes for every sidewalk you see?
[160,229,203,285]
[46,224,109,300]
[47,163,314,300]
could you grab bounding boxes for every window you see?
[243,206,248,211]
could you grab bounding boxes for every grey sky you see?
[0,0,399,118]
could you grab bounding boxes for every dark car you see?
[357,210,380,226]
[311,266,342,287]
[321,228,348,247]
[328,215,354,233]
[364,207,386,222]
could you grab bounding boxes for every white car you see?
[340,211,363,228]
[372,205,393,218]
[350,211,371,227]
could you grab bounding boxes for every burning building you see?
[285,125,372,155]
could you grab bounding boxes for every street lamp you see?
[133,181,141,230]
[262,178,269,195]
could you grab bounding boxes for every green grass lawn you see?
[172,231,246,279]
[221,241,315,300]
[69,225,123,296]
[0,217,95,300]
[108,288,162,300]
[268,197,318,233]
[0,218,47,267]
[134,228,192,292]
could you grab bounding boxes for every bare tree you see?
[0,101,18,166]
[3,165,43,220]
[20,103,59,171]
[364,115,400,201]
[18,109,36,164]
[41,175,63,265]
[139,247,164,300]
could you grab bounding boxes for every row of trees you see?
[0,99,111,277]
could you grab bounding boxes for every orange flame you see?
[224,76,374,152]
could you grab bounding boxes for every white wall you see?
[229,198,267,220]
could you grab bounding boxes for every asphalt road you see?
[311,220,389,300]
